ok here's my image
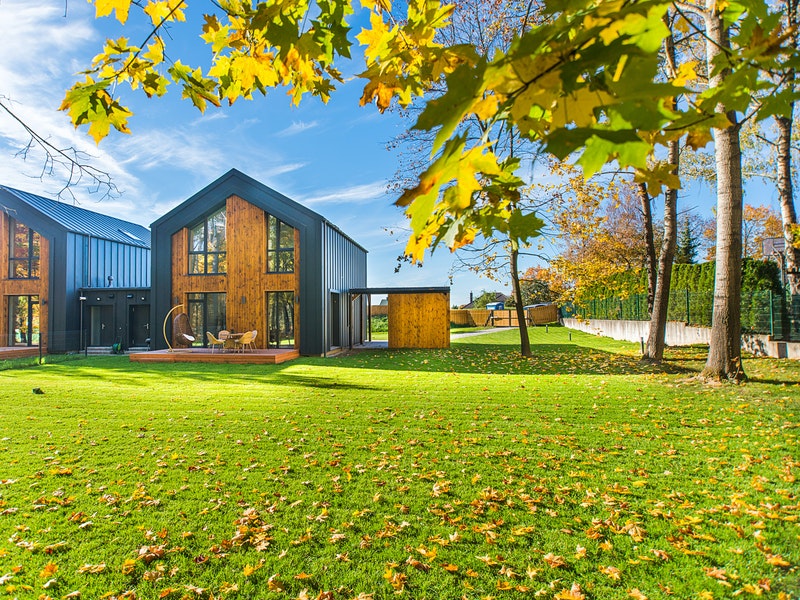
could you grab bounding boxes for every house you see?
[149,169,368,356]
[459,291,511,310]
[0,186,151,354]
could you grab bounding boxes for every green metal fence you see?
[576,291,800,341]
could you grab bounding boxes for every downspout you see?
[322,222,327,358]
[87,234,92,287]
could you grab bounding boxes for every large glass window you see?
[266,291,295,348]
[9,295,40,346]
[267,214,295,273]
[9,219,41,279]
[189,208,227,274]
[187,292,226,346]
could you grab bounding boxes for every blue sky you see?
[0,0,495,305]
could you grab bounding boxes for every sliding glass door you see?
[187,293,226,346]
[9,295,39,346]
[266,291,295,348]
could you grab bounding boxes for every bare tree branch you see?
[0,96,119,202]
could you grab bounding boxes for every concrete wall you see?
[562,318,800,360]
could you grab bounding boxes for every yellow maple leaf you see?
[77,563,106,574]
[544,553,567,568]
[121,559,136,576]
[143,0,186,26]
[267,574,285,592]
[766,554,791,568]
[94,0,131,23]
[555,583,586,600]
[39,563,58,579]
[673,60,698,86]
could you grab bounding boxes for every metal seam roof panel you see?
[0,186,150,248]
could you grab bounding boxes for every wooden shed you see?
[351,287,450,349]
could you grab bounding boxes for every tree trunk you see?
[643,143,679,362]
[776,114,800,296]
[701,5,746,382]
[637,182,657,315]
[643,15,679,363]
[510,245,532,357]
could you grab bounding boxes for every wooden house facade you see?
[150,170,368,355]
[0,186,151,353]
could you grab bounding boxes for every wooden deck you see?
[129,348,299,364]
[0,346,43,360]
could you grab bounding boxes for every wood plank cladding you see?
[0,211,49,348]
[388,292,450,349]
[170,195,301,349]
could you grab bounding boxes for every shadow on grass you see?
[20,357,382,391]
[331,341,700,376]
[17,328,798,383]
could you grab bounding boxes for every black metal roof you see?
[0,186,151,248]
[151,169,366,253]
[350,287,450,295]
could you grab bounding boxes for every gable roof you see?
[0,186,150,248]
[151,169,366,253]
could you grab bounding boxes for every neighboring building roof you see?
[0,186,151,248]
[459,291,511,309]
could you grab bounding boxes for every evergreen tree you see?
[675,217,699,264]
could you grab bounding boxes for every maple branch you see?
[104,0,188,87]
[0,96,119,201]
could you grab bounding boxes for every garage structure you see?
[351,287,450,349]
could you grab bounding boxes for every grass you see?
[0,326,798,599]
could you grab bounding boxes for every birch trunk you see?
[701,5,746,381]
[638,183,657,315]
[644,143,678,362]
[776,114,800,296]
[643,17,678,362]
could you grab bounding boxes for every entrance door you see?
[9,295,39,346]
[266,291,295,348]
[89,306,114,346]
[128,305,150,347]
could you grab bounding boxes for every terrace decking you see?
[129,348,299,364]
[0,346,43,360]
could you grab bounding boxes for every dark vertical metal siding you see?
[58,233,150,351]
[85,236,150,288]
[323,224,367,349]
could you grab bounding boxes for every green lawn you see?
[1,327,798,599]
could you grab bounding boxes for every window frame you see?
[188,208,227,275]
[266,214,295,274]
[187,292,227,346]
[266,290,295,348]
[8,218,41,280]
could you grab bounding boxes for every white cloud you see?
[0,1,151,210]
[262,162,308,178]
[114,129,228,174]
[299,181,388,206]
[277,120,319,136]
